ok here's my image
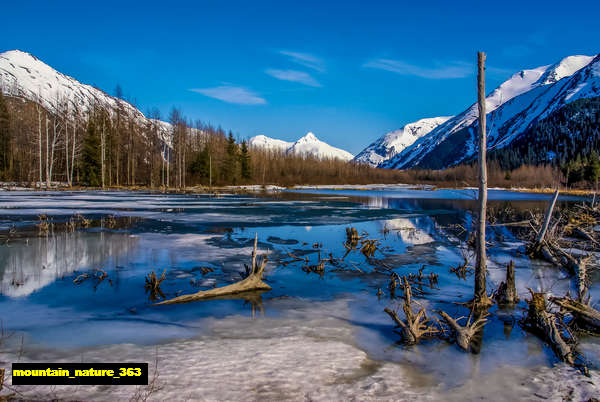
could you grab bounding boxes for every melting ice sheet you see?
[0,190,598,400]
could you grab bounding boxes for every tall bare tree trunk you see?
[37,106,42,186]
[116,148,120,186]
[70,121,76,185]
[45,116,49,187]
[131,125,135,186]
[101,117,105,188]
[166,147,170,189]
[65,117,69,186]
[49,118,59,184]
[474,51,490,306]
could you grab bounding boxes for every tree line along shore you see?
[0,89,598,190]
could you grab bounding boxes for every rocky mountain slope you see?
[353,117,452,166]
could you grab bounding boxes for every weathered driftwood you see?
[384,276,438,344]
[281,251,308,266]
[534,190,560,250]
[550,295,600,333]
[528,190,561,267]
[551,245,591,278]
[539,244,563,267]
[523,291,576,366]
[438,310,488,352]
[156,234,270,305]
[572,255,592,301]
[571,227,599,246]
[73,273,90,284]
[493,260,519,305]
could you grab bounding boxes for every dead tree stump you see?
[493,260,518,305]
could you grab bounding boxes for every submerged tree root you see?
[156,234,270,305]
[438,310,488,352]
[384,276,438,344]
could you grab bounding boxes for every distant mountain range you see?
[249,132,354,161]
[373,54,599,170]
[2,49,599,171]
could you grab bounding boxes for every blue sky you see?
[2,0,599,154]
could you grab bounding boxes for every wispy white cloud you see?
[279,50,325,72]
[265,69,321,87]
[189,86,266,105]
[364,59,473,79]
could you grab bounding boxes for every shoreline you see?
[0,182,595,197]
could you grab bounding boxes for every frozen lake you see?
[0,189,598,400]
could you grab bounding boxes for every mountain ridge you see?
[379,54,598,170]
[353,116,452,166]
[0,49,173,145]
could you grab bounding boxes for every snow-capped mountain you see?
[248,135,293,152]
[0,50,173,144]
[249,132,354,161]
[288,132,354,161]
[354,117,452,166]
[381,54,597,170]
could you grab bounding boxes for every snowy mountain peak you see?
[249,132,353,161]
[354,116,452,166]
[539,55,595,85]
[288,132,353,161]
[299,132,318,142]
[2,49,39,61]
[248,135,293,152]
